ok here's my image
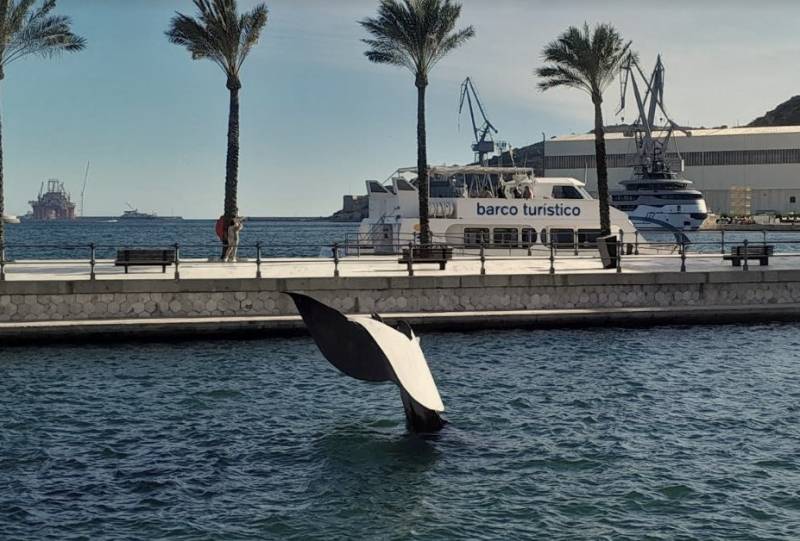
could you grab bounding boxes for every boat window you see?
[521,227,537,246]
[549,228,575,247]
[654,193,702,200]
[577,229,602,247]
[493,228,519,247]
[367,181,388,193]
[464,228,490,247]
[792,196,797,204]
[551,185,584,199]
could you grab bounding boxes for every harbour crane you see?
[617,54,690,176]
[458,77,499,164]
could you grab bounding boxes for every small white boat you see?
[2,214,20,224]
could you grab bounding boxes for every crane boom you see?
[458,77,499,164]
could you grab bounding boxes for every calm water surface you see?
[3,324,800,539]
[5,219,800,259]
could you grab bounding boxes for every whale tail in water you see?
[287,292,446,432]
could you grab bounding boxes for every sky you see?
[3,0,800,218]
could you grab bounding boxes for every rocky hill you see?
[749,95,800,127]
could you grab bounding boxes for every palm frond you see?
[536,22,633,98]
[360,0,473,81]
[2,0,85,69]
[167,0,267,81]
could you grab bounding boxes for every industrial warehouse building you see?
[543,126,800,215]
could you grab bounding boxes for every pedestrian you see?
[225,216,244,262]
[215,215,227,261]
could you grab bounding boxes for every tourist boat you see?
[356,166,638,254]
[1,214,20,224]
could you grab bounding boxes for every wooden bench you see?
[115,249,177,273]
[398,246,453,270]
[722,244,774,267]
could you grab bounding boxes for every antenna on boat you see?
[79,161,90,217]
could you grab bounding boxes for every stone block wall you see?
[2,271,800,323]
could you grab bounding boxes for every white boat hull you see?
[623,203,707,231]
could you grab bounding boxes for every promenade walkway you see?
[2,251,798,281]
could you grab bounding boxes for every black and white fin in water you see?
[287,293,446,432]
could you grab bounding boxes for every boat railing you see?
[2,228,800,280]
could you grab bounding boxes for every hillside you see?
[749,95,800,127]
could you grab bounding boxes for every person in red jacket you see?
[215,215,227,261]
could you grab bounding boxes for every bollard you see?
[743,238,749,271]
[480,243,486,275]
[616,236,622,273]
[549,241,555,274]
[680,238,686,272]
[174,242,181,280]
[0,242,5,281]
[333,242,340,277]
[634,231,640,255]
[89,243,96,280]
[573,230,579,256]
[256,241,262,278]
[407,241,414,277]
[720,229,725,255]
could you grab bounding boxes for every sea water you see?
[2,324,800,539]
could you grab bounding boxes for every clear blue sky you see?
[3,0,799,218]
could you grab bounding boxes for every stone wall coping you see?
[1,269,798,296]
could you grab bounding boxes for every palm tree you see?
[0,0,84,247]
[536,23,632,236]
[166,0,268,229]
[361,0,473,246]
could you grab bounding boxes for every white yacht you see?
[611,163,708,231]
[357,166,637,254]
[2,214,20,224]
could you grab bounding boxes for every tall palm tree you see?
[0,0,84,247]
[536,23,632,236]
[361,0,473,246]
[166,0,268,228]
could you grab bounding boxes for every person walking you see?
[225,216,244,262]
[215,215,227,261]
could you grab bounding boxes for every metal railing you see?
[1,229,800,280]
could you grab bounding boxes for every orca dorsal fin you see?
[396,320,415,340]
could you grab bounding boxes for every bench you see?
[115,249,177,273]
[398,246,453,270]
[722,244,774,267]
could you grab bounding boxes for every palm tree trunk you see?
[224,77,241,222]
[416,80,430,247]
[592,95,611,236]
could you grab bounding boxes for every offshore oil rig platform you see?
[29,179,76,220]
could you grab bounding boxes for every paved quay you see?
[4,251,800,281]
[3,254,800,343]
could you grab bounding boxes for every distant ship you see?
[2,214,20,224]
[119,205,182,221]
